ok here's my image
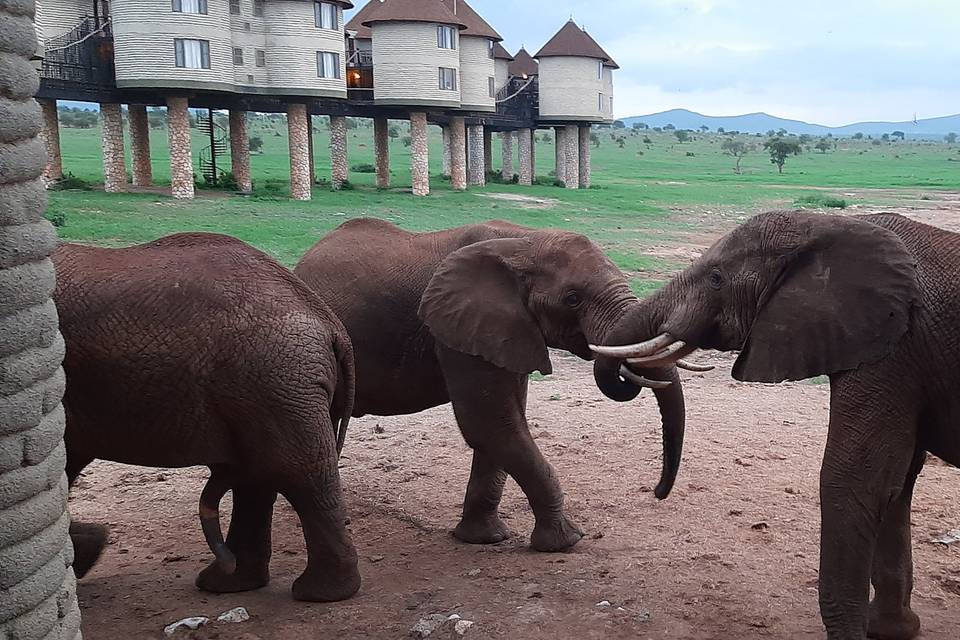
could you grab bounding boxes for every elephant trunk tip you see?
[200,474,237,575]
[653,478,675,501]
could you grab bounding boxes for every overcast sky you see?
[351,0,960,125]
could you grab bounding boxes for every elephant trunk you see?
[199,472,237,575]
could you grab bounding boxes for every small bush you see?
[487,170,518,184]
[351,163,376,173]
[45,211,66,227]
[334,180,355,191]
[794,194,848,209]
[532,175,556,186]
[50,172,93,191]
[249,136,264,153]
[685,152,696,157]
[401,136,412,147]
[642,136,652,144]
[253,179,290,199]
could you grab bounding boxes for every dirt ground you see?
[71,193,960,639]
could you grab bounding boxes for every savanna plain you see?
[52,118,960,638]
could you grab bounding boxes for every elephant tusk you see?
[619,364,672,389]
[676,359,715,372]
[589,333,674,359]
[626,341,696,368]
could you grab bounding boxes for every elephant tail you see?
[199,470,237,575]
[332,329,356,457]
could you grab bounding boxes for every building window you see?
[598,92,604,112]
[437,25,456,50]
[488,76,495,98]
[253,0,264,17]
[439,67,457,91]
[317,51,341,79]
[175,38,210,69]
[172,0,207,14]
[255,49,265,67]
[597,61,603,80]
[229,0,240,14]
[315,2,337,29]
[488,39,495,58]
[232,47,244,65]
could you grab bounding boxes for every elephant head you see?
[418,230,687,499]
[594,210,919,422]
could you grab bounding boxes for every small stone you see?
[217,607,250,623]
[410,614,447,638]
[591,531,605,540]
[785,487,800,495]
[374,424,385,434]
[734,458,752,467]
[453,619,474,635]
[466,568,481,577]
[164,617,209,635]
[596,600,611,607]
[751,522,770,531]
[728,509,744,516]
[369,555,385,563]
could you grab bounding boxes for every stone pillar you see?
[166,97,194,199]
[287,104,311,200]
[100,103,126,193]
[38,99,63,183]
[555,126,566,185]
[330,115,348,190]
[229,110,252,193]
[441,125,451,177]
[467,124,485,187]
[0,0,83,637]
[517,128,533,186]
[307,114,316,184]
[483,129,493,173]
[409,112,430,196]
[530,129,537,179]
[448,116,466,191]
[374,117,390,189]
[578,125,592,189]
[501,131,514,178]
[564,125,580,190]
[128,105,152,188]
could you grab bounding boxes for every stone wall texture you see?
[409,112,430,196]
[307,115,316,184]
[530,129,536,179]
[500,131,514,178]
[374,117,390,189]
[228,110,252,193]
[287,104,311,200]
[448,117,466,192]
[0,1,83,638]
[37,99,62,183]
[554,127,566,185]
[329,115,348,190]
[483,129,492,173]
[578,125,592,189]
[166,97,194,199]
[128,105,152,188]
[564,125,580,190]
[517,128,533,186]
[467,124,485,187]
[441,125,451,177]
[99,103,126,193]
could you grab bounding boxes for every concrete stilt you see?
[129,105,152,187]
[518,128,533,186]
[166,97,194,199]
[501,131,514,178]
[374,116,390,189]
[441,125,452,177]
[330,115,349,190]
[38,98,63,182]
[287,104,311,200]
[564,125,580,190]
[100,103,126,193]
[229,110,252,193]
[467,124,485,186]
[449,116,467,191]
[555,126,566,185]
[410,112,430,196]
[578,125,592,189]
[483,129,492,173]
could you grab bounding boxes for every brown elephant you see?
[294,217,687,552]
[54,233,360,602]
[592,211,959,640]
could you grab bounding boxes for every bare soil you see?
[72,193,960,639]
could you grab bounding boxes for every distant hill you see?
[621,109,960,140]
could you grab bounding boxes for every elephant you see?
[294,217,690,552]
[53,232,360,602]
[591,211,959,640]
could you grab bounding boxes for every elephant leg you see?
[196,485,276,594]
[867,448,925,640]
[453,451,510,544]
[65,452,106,579]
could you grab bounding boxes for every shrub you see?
[351,163,377,173]
[532,175,556,186]
[249,136,264,153]
[50,172,93,191]
[794,194,847,209]
[487,170,518,184]
[402,136,412,147]
[685,151,695,157]
[45,211,66,227]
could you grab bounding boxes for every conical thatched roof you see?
[508,47,539,77]
[534,20,618,68]
[359,0,467,31]
[492,42,514,61]
[438,0,501,41]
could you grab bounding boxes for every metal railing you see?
[40,14,115,87]
[346,50,373,67]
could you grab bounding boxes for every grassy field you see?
[49,117,960,292]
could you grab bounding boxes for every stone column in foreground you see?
[409,112,429,196]
[229,110,252,193]
[500,131,514,179]
[166,97,194,199]
[307,114,316,184]
[467,124,485,187]
[448,116,466,191]
[38,99,62,183]
[530,129,537,179]
[287,104,311,200]
[517,128,533,186]
[564,125,580,190]
[330,115,348,190]
[578,125,592,189]
[0,0,83,636]
[554,126,566,185]
[441,125,451,177]
[483,129,493,174]
[374,116,390,189]
[100,103,126,193]
[128,105,152,188]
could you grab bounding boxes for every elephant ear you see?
[418,238,552,375]
[733,215,918,383]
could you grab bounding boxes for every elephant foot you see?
[453,514,511,545]
[196,557,269,594]
[291,560,361,602]
[70,521,109,579]
[867,604,921,640]
[530,513,584,552]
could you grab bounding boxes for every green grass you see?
[49,122,960,294]
[794,193,848,209]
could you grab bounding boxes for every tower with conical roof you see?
[492,42,514,93]
[508,47,539,80]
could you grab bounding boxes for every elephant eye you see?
[709,268,724,290]
[563,291,582,308]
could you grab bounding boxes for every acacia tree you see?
[764,137,803,173]
[815,139,832,154]
[721,138,753,174]
[674,129,690,143]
